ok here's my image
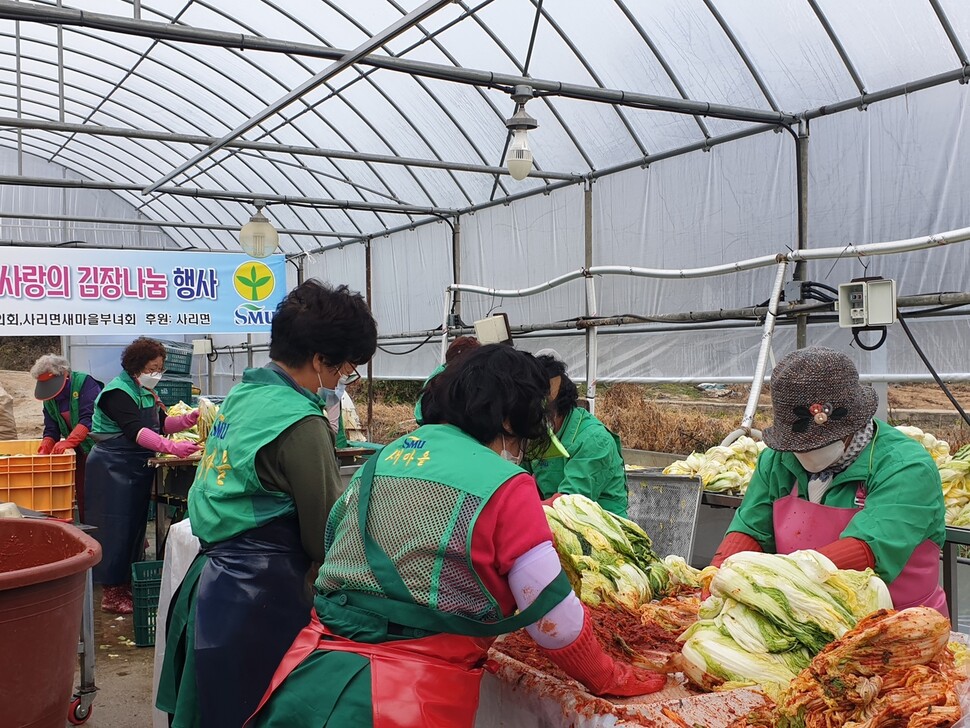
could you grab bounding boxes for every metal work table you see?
[699,491,970,626]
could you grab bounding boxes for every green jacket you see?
[529,406,628,517]
[726,419,945,584]
[189,367,325,545]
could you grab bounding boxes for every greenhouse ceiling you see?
[0,0,968,254]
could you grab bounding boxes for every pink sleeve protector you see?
[508,541,585,649]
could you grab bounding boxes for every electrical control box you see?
[473,314,512,344]
[837,278,897,328]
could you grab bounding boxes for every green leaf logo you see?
[232,261,275,302]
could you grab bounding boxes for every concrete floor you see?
[70,585,157,728]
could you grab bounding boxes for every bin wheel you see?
[68,697,92,725]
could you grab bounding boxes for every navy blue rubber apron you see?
[159,514,312,728]
[84,398,160,585]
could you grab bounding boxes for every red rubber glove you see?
[541,607,667,697]
[817,538,875,571]
[38,437,57,454]
[52,424,90,454]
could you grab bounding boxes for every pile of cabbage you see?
[679,550,892,701]
[162,397,219,452]
[661,436,766,495]
[544,495,702,611]
[896,425,970,527]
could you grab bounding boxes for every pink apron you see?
[773,480,948,618]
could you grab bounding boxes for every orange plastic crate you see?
[0,439,75,519]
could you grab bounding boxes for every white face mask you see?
[138,371,163,390]
[794,439,846,473]
[500,435,524,465]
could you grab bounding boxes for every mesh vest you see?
[317,424,523,623]
[189,367,325,544]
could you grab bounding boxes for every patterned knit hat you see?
[762,347,877,452]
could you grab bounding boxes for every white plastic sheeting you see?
[0,147,173,248]
[2,0,970,250]
[314,80,970,383]
[0,0,963,390]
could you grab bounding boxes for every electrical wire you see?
[378,332,439,356]
[805,281,839,296]
[851,326,888,351]
[896,309,970,427]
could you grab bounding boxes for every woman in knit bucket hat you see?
[762,347,878,453]
[709,346,948,618]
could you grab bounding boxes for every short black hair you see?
[422,344,549,445]
[537,354,578,419]
[122,337,166,376]
[269,279,377,369]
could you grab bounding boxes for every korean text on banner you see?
[0,248,286,335]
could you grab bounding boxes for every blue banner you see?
[0,248,287,334]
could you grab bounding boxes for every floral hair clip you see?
[792,401,847,432]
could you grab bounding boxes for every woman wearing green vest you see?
[157,280,378,728]
[247,345,665,728]
[85,337,201,614]
[529,353,628,517]
[30,353,103,521]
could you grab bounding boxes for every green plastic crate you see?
[132,560,164,647]
[158,339,194,377]
[156,375,194,407]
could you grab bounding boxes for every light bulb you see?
[506,129,533,181]
[239,209,280,259]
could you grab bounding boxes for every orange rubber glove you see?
[541,607,667,697]
[52,424,89,454]
[38,437,57,454]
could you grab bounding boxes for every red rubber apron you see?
[249,611,492,728]
[773,480,947,617]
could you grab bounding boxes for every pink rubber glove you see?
[164,409,200,434]
[136,428,200,457]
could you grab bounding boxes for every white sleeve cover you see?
[507,541,585,649]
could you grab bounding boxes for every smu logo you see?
[210,419,230,440]
[402,437,426,450]
[234,303,275,326]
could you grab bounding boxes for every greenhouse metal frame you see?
[0,0,967,402]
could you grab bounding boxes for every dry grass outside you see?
[597,383,743,455]
[362,402,419,444]
[356,381,970,455]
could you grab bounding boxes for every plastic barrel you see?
[0,519,102,728]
